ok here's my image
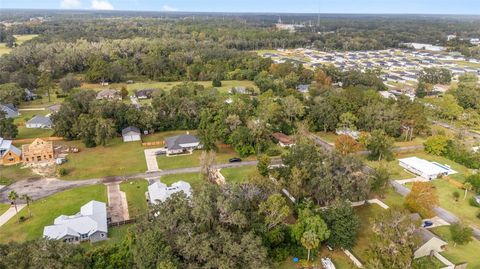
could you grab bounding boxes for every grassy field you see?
[0,164,39,184]
[0,184,107,244]
[142,130,196,143]
[0,203,10,216]
[431,226,480,268]
[221,166,257,184]
[351,204,385,263]
[314,132,338,144]
[156,147,255,170]
[19,94,64,108]
[0,34,38,56]
[364,159,415,180]
[405,179,480,227]
[13,110,54,139]
[120,180,148,218]
[160,173,204,190]
[279,249,356,269]
[81,80,257,95]
[84,224,132,250]
[60,138,147,180]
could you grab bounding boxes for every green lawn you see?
[364,159,415,180]
[84,224,133,250]
[431,226,480,268]
[407,179,480,227]
[0,164,39,183]
[0,34,38,56]
[0,184,107,244]
[279,249,356,269]
[160,173,204,190]
[156,147,255,170]
[60,138,147,180]
[142,130,196,143]
[393,137,426,148]
[81,80,257,95]
[380,186,407,208]
[351,204,385,263]
[221,166,258,184]
[314,132,338,144]
[19,94,64,108]
[0,203,10,216]
[13,110,54,139]
[120,180,148,218]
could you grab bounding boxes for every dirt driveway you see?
[106,182,129,223]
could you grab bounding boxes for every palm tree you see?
[8,191,19,223]
[463,182,473,200]
[301,230,320,262]
[21,194,32,217]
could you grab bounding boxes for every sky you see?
[1,0,479,15]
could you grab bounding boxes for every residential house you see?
[22,138,55,164]
[122,126,141,142]
[0,137,22,165]
[475,195,480,205]
[399,157,457,180]
[229,86,250,95]
[165,134,200,155]
[24,89,37,101]
[433,84,450,94]
[272,132,295,147]
[96,89,122,100]
[43,201,108,243]
[336,128,360,140]
[0,104,20,118]
[414,226,448,259]
[26,115,53,129]
[134,89,155,99]
[148,181,192,204]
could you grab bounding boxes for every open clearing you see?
[120,180,148,218]
[0,34,38,56]
[0,184,107,244]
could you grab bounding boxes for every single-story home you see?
[96,89,122,100]
[229,86,249,95]
[336,128,360,140]
[272,132,295,147]
[399,157,457,180]
[24,89,37,101]
[148,181,192,204]
[135,89,155,99]
[165,134,200,155]
[122,126,141,142]
[43,201,108,243]
[475,195,480,205]
[0,137,22,165]
[414,226,448,259]
[26,115,53,129]
[0,104,20,118]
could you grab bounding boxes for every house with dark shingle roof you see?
[0,104,20,118]
[165,134,200,155]
[26,115,53,129]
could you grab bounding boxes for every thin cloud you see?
[60,0,81,9]
[162,5,179,12]
[91,0,114,10]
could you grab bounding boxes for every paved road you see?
[0,204,26,227]
[0,160,267,203]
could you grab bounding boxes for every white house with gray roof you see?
[43,200,108,243]
[165,134,200,155]
[26,115,53,129]
[0,104,20,118]
[148,181,192,205]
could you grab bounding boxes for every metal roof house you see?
[96,89,122,100]
[165,134,200,155]
[399,157,457,180]
[43,201,108,243]
[0,104,20,118]
[26,115,53,129]
[148,181,192,205]
[122,126,141,142]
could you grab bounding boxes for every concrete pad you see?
[424,216,450,229]
[395,176,429,185]
[106,183,129,223]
